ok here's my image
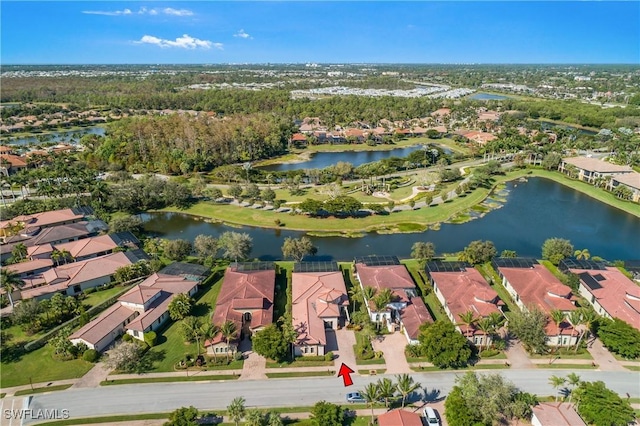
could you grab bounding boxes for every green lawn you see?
[402,259,450,323]
[476,263,518,314]
[81,286,129,310]
[100,375,239,385]
[0,344,94,388]
[13,384,73,396]
[358,369,387,375]
[265,371,334,378]
[542,363,598,369]
[624,365,640,371]
[266,359,333,368]
[530,348,593,360]
[144,269,227,372]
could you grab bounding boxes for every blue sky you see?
[1,1,638,64]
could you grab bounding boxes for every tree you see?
[251,324,289,362]
[550,309,566,348]
[266,411,284,426]
[595,317,640,359]
[49,326,76,359]
[109,215,143,235]
[360,382,380,425]
[163,239,193,261]
[227,397,246,426]
[506,308,548,354]
[164,406,199,426]
[395,373,421,408]
[298,198,324,216]
[309,401,344,426]
[1,269,24,308]
[566,372,581,403]
[228,183,243,199]
[445,386,477,426]
[220,320,238,360]
[549,375,566,402]
[168,293,193,321]
[541,152,562,170]
[574,248,590,260]
[500,249,517,258]
[261,188,276,203]
[376,377,396,408]
[372,288,393,313]
[181,316,203,344]
[281,236,315,262]
[193,234,217,259]
[573,381,634,426]
[418,320,472,368]
[541,238,574,265]
[458,240,496,265]
[245,410,266,426]
[244,183,261,200]
[11,242,27,262]
[218,231,252,262]
[411,241,436,264]
[104,341,143,373]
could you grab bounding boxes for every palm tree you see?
[550,309,566,349]
[1,269,24,308]
[11,242,27,262]
[363,286,376,302]
[227,396,246,426]
[574,308,596,352]
[549,375,566,402]
[574,249,590,260]
[376,377,396,408]
[245,410,264,426]
[360,382,380,424]
[476,318,494,351]
[198,323,217,357]
[51,249,63,266]
[457,310,478,338]
[220,320,238,361]
[348,285,363,314]
[395,374,421,408]
[566,373,581,403]
[372,288,393,313]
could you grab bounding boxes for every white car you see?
[423,407,441,425]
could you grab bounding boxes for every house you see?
[70,272,200,352]
[559,157,634,185]
[531,403,586,426]
[493,258,579,346]
[560,259,640,331]
[610,172,640,202]
[0,154,27,175]
[4,258,54,278]
[354,256,432,343]
[377,409,423,426]
[52,231,139,262]
[18,250,149,301]
[292,262,348,356]
[426,261,504,347]
[1,206,92,240]
[205,262,275,357]
[461,130,498,145]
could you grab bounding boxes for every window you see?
[310,347,314,354]
[133,330,139,337]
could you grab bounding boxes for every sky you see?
[1,1,638,64]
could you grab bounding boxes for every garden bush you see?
[324,351,334,361]
[144,331,157,347]
[122,333,133,342]
[83,349,100,363]
[479,349,500,358]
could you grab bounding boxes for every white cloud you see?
[233,29,252,39]
[83,7,194,17]
[136,34,222,50]
[163,8,194,17]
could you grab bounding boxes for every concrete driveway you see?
[332,329,357,372]
[371,332,411,374]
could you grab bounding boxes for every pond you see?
[142,178,640,261]
[2,126,106,146]
[468,93,510,101]
[259,144,451,172]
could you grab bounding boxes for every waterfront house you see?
[292,262,348,356]
[531,403,585,426]
[426,261,504,347]
[610,172,640,202]
[205,262,275,356]
[559,157,634,185]
[493,258,579,346]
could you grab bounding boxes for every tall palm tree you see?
[550,310,566,349]
[549,375,566,402]
[568,310,584,352]
[227,396,246,426]
[574,308,596,352]
[220,320,238,361]
[1,269,24,308]
[376,377,396,408]
[51,249,63,266]
[457,310,478,338]
[199,323,217,357]
[360,382,380,424]
[566,373,581,403]
[11,242,27,262]
[363,286,376,302]
[476,318,494,351]
[395,374,421,408]
[574,249,590,260]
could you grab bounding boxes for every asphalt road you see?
[24,370,640,424]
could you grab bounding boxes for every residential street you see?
[21,370,640,425]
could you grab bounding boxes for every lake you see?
[2,126,106,146]
[259,144,451,172]
[469,93,510,101]
[142,178,640,261]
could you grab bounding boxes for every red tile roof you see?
[291,133,307,142]
[4,258,53,275]
[0,154,27,168]
[429,268,502,336]
[292,271,348,346]
[570,267,640,331]
[400,297,433,340]
[54,234,118,259]
[378,409,423,426]
[532,403,586,426]
[356,263,416,303]
[563,157,633,174]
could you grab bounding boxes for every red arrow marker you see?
[337,363,355,387]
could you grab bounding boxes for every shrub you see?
[324,351,334,361]
[83,349,100,363]
[234,351,244,361]
[122,333,133,342]
[144,331,157,347]
[479,349,500,358]
[84,287,97,295]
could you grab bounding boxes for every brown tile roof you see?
[429,268,502,336]
[0,154,27,168]
[27,243,54,257]
[291,133,307,142]
[356,263,416,303]
[400,297,433,340]
[430,108,451,117]
[563,157,634,173]
[55,234,118,259]
[70,304,136,345]
[532,403,586,426]
[292,271,348,346]
[378,409,423,426]
[208,267,275,345]
[4,258,53,275]
[570,267,640,331]
[612,172,640,190]
[0,208,85,231]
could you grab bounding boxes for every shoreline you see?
[157,169,638,237]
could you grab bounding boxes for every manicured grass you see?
[411,364,510,372]
[13,384,73,396]
[542,363,598,369]
[1,323,48,346]
[358,369,387,375]
[145,269,226,372]
[266,359,333,368]
[81,286,128,309]
[265,371,335,378]
[100,375,239,385]
[0,393,6,398]
[625,365,640,371]
[402,259,449,323]
[479,351,507,360]
[530,348,593,360]
[306,138,425,152]
[476,263,518,314]
[356,358,386,365]
[33,413,170,426]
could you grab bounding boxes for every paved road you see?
[23,370,640,424]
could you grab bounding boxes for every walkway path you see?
[239,337,267,380]
[71,362,111,388]
[371,332,412,374]
[333,329,357,372]
[505,341,535,369]
[586,337,627,371]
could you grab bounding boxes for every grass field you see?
[100,375,239,385]
[265,371,334,378]
[81,286,128,310]
[13,384,73,396]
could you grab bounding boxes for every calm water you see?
[469,93,510,100]
[2,126,106,146]
[260,144,450,172]
[143,178,640,261]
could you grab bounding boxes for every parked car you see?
[423,407,441,425]
[346,392,366,403]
